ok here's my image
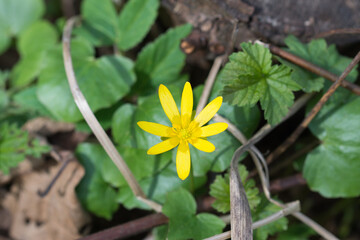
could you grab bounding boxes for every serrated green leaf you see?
[0,123,49,174]
[76,143,119,220]
[283,35,358,96]
[80,0,159,50]
[304,96,360,197]
[134,24,192,94]
[37,38,136,122]
[220,42,301,125]
[191,83,260,175]
[209,164,260,213]
[0,0,44,54]
[10,21,58,87]
[162,188,225,240]
[253,197,288,240]
[117,0,159,50]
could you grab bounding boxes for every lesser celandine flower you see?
[137,82,228,180]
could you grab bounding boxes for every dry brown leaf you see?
[2,158,90,240]
[23,117,75,136]
[0,157,44,185]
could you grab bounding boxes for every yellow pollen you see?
[179,128,191,140]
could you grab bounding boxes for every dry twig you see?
[266,51,360,164]
[265,42,360,96]
[62,17,162,212]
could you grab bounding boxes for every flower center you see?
[177,128,191,141]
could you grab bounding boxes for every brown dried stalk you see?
[62,17,162,212]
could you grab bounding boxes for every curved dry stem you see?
[216,114,339,240]
[62,17,162,213]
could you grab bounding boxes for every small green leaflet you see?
[162,188,225,240]
[209,164,260,213]
[253,197,288,240]
[304,96,360,198]
[80,0,159,50]
[0,0,44,54]
[0,123,49,174]
[283,35,358,95]
[219,42,301,125]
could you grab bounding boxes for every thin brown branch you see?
[269,138,319,176]
[268,44,360,96]
[266,51,360,164]
[314,28,360,39]
[78,213,168,240]
[269,174,307,193]
[38,152,74,197]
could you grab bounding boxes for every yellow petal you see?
[190,138,215,152]
[137,121,173,137]
[176,141,191,180]
[181,82,193,128]
[197,122,228,137]
[159,84,181,127]
[147,137,179,155]
[194,96,223,127]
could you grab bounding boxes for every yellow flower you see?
[137,82,228,180]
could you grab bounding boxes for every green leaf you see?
[0,123,49,174]
[13,86,54,117]
[253,197,288,240]
[117,0,159,50]
[81,0,117,45]
[0,70,9,88]
[283,35,358,95]
[162,188,225,240]
[0,0,44,54]
[80,0,159,50]
[76,101,123,132]
[0,89,8,111]
[152,225,169,240]
[209,164,260,213]
[117,163,206,210]
[220,42,301,125]
[276,223,316,240]
[304,96,360,197]
[134,24,192,94]
[11,21,58,87]
[76,143,119,220]
[37,38,136,122]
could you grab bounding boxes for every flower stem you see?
[189,164,195,194]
